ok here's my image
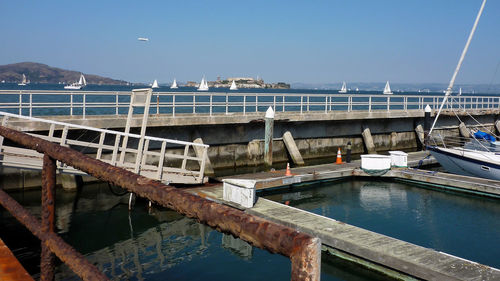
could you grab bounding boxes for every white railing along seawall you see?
[0,90,499,118]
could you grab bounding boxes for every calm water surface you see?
[0,182,389,281]
[263,179,500,269]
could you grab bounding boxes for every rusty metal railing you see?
[0,125,321,281]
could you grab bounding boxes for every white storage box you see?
[389,151,408,167]
[360,154,391,170]
[223,179,257,208]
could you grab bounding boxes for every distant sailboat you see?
[198,77,209,91]
[229,80,238,90]
[170,79,178,89]
[152,79,159,88]
[18,74,27,86]
[383,81,393,95]
[64,74,87,90]
[339,81,347,93]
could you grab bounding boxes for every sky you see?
[1,0,500,85]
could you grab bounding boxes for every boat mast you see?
[429,0,487,135]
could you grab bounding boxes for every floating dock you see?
[189,151,500,280]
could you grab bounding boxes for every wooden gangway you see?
[0,89,209,184]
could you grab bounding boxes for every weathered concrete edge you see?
[246,198,500,281]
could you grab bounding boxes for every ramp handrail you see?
[0,111,208,184]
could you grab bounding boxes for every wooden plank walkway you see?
[218,150,435,190]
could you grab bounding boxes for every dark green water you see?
[263,179,500,269]
[0,182,389,281]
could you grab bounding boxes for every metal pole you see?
[429,0,487,135]
[41,154,56,281]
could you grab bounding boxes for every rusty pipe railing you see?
[0,125,321,281]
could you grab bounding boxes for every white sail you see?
[383,81,393,95]
[80,74,86,86]
[18,74,27,86]
[229,80,238,90]
[152,79,159,88]
[171,79,178,89]
[198,77,209,91]
[339,81,347,93]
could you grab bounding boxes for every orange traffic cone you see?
[285,162,292,176]
[336,148,343,164]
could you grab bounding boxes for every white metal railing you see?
[0,111,209,184]
[0,90,498,118]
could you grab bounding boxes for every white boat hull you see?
[427,146,500,181]
[64,85,82,90]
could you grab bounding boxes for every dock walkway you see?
[190,151,500,280]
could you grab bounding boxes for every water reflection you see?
[1,181,392,281]
[359,182,407,212]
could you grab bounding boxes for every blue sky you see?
[1,0,499,84]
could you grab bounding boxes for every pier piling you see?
[361,128,377,154]
[264,107,274,167]
[283,131,305,166]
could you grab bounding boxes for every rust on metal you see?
[0,237,34,281]
[0,125,321,280]
[0,188,108,281]
[41,154,56,281]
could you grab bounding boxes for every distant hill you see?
[0,62,128,85]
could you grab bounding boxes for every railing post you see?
[18,92,22,116]
[369,96,372,112]
[115,92,119,115]
[70,94,74,116]
[404,96,407,112]
[41,153,56,281]
[83,93,86,119]
[243,95,246,115]
[307,95,310,112]
[173,95,176,117]
[225,93,229,114]
[29,93,33,117]
[282,95,285,112]
[255,94,258,113]
[387,96,390,111]
[210,94,213,116]
[193,95,196,114]
[300,96,303,114]
[324,96,327,113]
[273,95,276,110]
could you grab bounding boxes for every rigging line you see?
[487,60,500,92]
[429,0,487,135]
[449,95,499,138]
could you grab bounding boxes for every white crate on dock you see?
[389,151,408,167]
[223,179,257,208]
[360,154,391,170]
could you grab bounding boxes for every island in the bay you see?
[185,77,290,89]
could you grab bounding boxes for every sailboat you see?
[152,79,159,88]
[170,79,178,89]
[198,77,209,91]
[229,80,238,90]
[64,74,87,90]
[18,74,27,86]
[425,0,500,180]
[339,81,347,93]
[383,81,393,95]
